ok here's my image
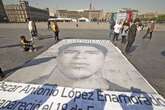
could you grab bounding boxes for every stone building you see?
[83,9,104,21]
[104,12,112,21]
[56,10,81,19]
[0,0,8,22]
[56,9,104,22]
[4,0,49,23]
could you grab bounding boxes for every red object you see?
[127,10,133,25]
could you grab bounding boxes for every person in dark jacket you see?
[125,19,139,53]
[0,67,5,78]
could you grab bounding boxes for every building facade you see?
[0,0,8,22]
[29,7,49,21]
[4,0,49,23]
[104,12,112,21]
[56,10,82,19]
[83,10,104,21]
[56,9,104,22]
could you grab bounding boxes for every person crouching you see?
[20,35,36,52]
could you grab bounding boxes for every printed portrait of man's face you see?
[57,43,107,80]
[5,39,156,93]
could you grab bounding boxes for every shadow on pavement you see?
[161,50,165,56]
[38,35,54,40]
[0,44,20,48]
[128,45,139,53]
[35,45,44,50]
[2,56,56,79]
[24,56,56,67]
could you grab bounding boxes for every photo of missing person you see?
[45,42,128,91]
[48,43,110,89]
[5,39,155,93]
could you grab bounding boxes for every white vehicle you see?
[48,17,73,22]
[78,17,90,22]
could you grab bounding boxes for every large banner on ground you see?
[6,39,156,93]
[0,81,165,110]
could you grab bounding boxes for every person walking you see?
[51,21,60,41]
[143,20,155,40]
[113,21,122,42]
[125,19,139,53]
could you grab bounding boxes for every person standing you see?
[33,21,38,37]
[109,18,115,40]
[0,67,5,78]
[27,18,38,42]
[51,21,60,41]
[113,21,122,42]
[125,19,139,53]
[48,20,51,31]
[143,20,155,40]
[121,21,129,44]
[76,21,79,28]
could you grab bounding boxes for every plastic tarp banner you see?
[4,39,165,110]
[0,81,165,110]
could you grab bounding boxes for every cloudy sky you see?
[3,0,165,14]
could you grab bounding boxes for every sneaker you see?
[33,48,37,52]
[29,49,33,52]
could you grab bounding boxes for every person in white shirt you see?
[113,21,122,42]
[27,18,37,42]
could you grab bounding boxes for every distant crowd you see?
[0,18,61,79]
[109,18,155,53]
[20,18,60,53]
